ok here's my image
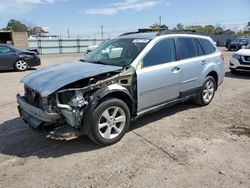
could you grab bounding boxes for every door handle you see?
[172,67,180,72]
[201,60,207,65]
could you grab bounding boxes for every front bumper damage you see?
[17,93,85,140]
[17,94,60,128]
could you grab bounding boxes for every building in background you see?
[0,30,28,48]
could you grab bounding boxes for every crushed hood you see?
[22,61,122,97]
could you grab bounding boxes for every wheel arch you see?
[81,84,134,135]
[206,71,218,89]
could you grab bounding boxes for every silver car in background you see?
[230,44,250,73]
[17,31,224,145]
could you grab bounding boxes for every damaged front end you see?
[17,63,136,140]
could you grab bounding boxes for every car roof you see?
[119,32,158,39]
[118,32,211,40]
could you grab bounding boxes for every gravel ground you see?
[0,48,249,188]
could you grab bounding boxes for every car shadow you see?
[0,101,198,159]
[225,71,250,79]
[0,68,37,73]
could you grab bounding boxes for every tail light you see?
[220,53,224,60]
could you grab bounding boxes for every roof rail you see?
[157,29,210,36]
[119,28,167,37]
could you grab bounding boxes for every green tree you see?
[5,19,29,32]
[204,25,215,34]
[176,23,184,30]
[149,23,168,31]
[185,25,205,32]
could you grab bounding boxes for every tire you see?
[88,98,131,146]
[193,76,216,106]
[15,60,28,71]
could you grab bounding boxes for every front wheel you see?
[193,76,216,106]
[88,98,131,146]
[15,60,28,71]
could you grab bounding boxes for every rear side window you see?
[177,37,198,59]
[199,39,216,55]
[142,38,176,68]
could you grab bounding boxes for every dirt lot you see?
[0,48,249,188]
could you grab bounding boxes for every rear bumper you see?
[17,94,60,128]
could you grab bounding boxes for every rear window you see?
[0,46,14,53]
[177,37,198,60]
[199,38,216,55]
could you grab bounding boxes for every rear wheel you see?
[193,76,216,106]
[88,98,131,145]
[15,60,28,71]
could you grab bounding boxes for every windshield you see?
[82,38,150,66]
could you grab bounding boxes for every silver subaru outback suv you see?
[17,30,225,145]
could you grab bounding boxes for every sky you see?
[0,0,249,38]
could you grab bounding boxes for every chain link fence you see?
[28,38,106,54]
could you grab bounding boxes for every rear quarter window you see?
[199,38,216,55]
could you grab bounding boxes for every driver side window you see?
[142,38,176,68]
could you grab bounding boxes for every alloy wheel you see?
[203,80,215,103]
[16,60,28,71]
[98,106,126,140]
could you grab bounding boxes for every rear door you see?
[0,46,17,70]
[136,38,181,112]
[176,37,204,93]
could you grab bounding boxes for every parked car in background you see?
[17,31,224,145]
[225,39,231,49]
[0,44,41,71]
[86,40,108,54]
[86,44,99,54]
[227,37,250,51]
[230,44,250,73]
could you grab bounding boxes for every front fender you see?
[80,84,133,135]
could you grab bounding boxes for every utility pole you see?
[159,16,162,26]
[100,25,104,39]
[67,28,70,38]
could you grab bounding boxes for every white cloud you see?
[80,0,168,15]
[0,0,57,15]
[15,0,56,3]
